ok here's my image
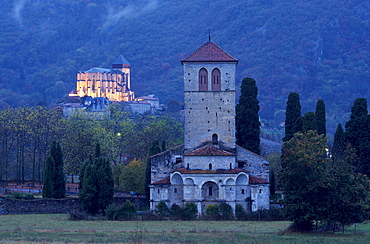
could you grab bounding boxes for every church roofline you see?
[149,144,184,158]
[172,168,248,174]
[181,41,238,64]
[183,144,236,156]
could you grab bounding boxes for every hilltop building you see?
[72,55,134,102]
[149,42,270,214]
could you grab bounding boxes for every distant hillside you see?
[1,0,370,135]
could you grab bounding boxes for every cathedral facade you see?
[75,55,134,102]
[149,42,270,214]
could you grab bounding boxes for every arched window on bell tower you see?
[211,68,221,91]
[199,68,208,91]
[212,134,218,145]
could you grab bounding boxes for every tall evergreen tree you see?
[79,143,114,214]
[52,142,65,199]
[283,92,301,142]
[302,111,316,133]
[42,141,65,199]
[315,99,326,136]
[42,156,54,198]
[145,140,162,201]
[332,123,345,161]
[345,98,370,175]
[236,77,261,154]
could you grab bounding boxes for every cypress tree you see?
[52,142,65,199]
[42,156,54,198]
[79,143,114,214]
[315,99,326,136]
[302,111,316,133]
[345,98,370,175]
[283,92,301,141]
[332,123,345,161]
[236,77,261,154]
[42,141,65,199]
[145,140,162,201]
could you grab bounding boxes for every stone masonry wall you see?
[0,197,147,215]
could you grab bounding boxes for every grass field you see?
[0,214,370,243]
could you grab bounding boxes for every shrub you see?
[169,204,183,220]
[155,201,169,218]
[205,204,220,220]
[12,191,34,200]
[183,202,198,220]
[235,204,246,220]
[219,203,233,220]
[105,200,137,220]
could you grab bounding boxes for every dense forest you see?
[1,0,370,135]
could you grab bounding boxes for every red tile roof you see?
[150,176,170,185]
[173,168,248,174]
[182,42,238,63]
[183,144,236,156]
[249,175,269,184]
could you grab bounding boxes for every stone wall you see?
[0,197,147,215]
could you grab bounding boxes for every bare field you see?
[0,214,369,243]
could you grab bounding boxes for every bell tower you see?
[181,42,238,152]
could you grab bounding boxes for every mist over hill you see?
[1,0,370,135]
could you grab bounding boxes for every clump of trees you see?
[280,94,370,232]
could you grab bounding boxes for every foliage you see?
[302,111,316,133]
[315,99,326,136]
[145,140,163,201]
[42,141,65,199]
[236,77,261,154]
[344,98,370,175]
[79,144,114,215]
[332,123,345,161]
[280,130,370,231]
[218,203,234,220]
[155,201,169,218]
[12,191,34,200]
[283,92,302,141]
[169,204,183,220]
[120,160,146,195]
[105,200,137,221]
[182,202,198,220]
[235,204,246,221]
[205,204,220,220]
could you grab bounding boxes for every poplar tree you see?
[315,99,326,136]
[283,92,301,142]
[236,77,261,155]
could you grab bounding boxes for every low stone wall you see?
[0,197,148,215]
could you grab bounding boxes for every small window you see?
[199,68,208,91]
[157,189,160,194]
[241,189,245,194]
[209,186,213,196]
[259,189,262,194]
[174,188,177,193]
[209,163,212,170]
[212,134,218,145]
[211,68,221,91]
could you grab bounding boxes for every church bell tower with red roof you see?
[181,42,238,152]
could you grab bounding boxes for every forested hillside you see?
[1,0,370,134]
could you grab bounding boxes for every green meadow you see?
[0,214,369,243]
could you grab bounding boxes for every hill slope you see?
[1,0,370,134]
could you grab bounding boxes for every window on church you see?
[209,186,213,196]
[199,68,208,91]
[212,134,218,145]
[241,189,245,194]
[209,163,212,170]
[259,189,262,194]
[174,188,177,193]
[211,68,221,91]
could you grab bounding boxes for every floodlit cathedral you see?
[74,55,134,102]
[149,41,270,214]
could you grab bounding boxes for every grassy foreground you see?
[0,214,370,243]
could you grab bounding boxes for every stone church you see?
[74,55,134,102]
[149,41,270,214]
